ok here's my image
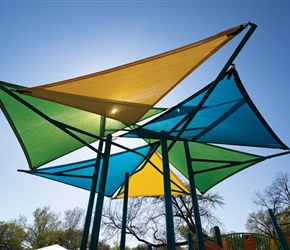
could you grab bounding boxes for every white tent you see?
[36,244,67,250]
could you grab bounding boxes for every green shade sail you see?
[161,141,264,194]
[0,82,164,169]
[142,139,288,194]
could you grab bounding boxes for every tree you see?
[277,206,290,235]
[55,207,85,250]
[0,220,26,250]
[246,171,290,236]
[132,244,148,250]
[110,242,131,250]
[98,239,111,250]
[173,192,224,238]
[245,210,275,237]
[19,206,61,249]
[101,190,224,248]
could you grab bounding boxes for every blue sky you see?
[1,0,290,243]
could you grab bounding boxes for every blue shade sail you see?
[19,144,154,197]
[124,68,288,150]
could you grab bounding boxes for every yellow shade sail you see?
[116,152,190,198]
[20,25,245,124]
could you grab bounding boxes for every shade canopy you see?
[36,245,67,250]
[19,25,246,124]
[116,151,190,198]
[2,22,288,196]
[0,82,164,169]
[3,21,290,250]
[19,139,287,195]
[19,144,190,197]
[159,140,265,194]
[124,68,288,150]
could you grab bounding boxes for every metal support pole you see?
[89,135,112,250]
[268,209,289,249]
[168,23,257,152]
[214,226,223,248]
[184,141,205,250]
[120,172,130,250]
[161,131,176,250]
[80,138,103,250]
[80,117,106,250]
[187,232,193,250]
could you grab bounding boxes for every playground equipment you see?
[1,22,290,250]
[188,232,289,250]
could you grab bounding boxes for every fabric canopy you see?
[19,145,190,197]
[116,151,189,198]
[156,140,265,194]
[124,68,288,150]
[19,139,285,195]
[19,25,246,124]
[0,82,164,169]
[36,245,67,250]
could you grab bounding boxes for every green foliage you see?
[0,220,26,250]
[53,229,83,250]
[276,206,290,234]
[55,207,85,250]
[110,241,131,250]
[10,206,86,250]
[98,239,111,250]
[1,191,225,250]
[132,243,148,250]
[246,210,274,237]
[177,225,191,240]
[18,205,61,249]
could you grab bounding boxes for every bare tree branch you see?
[101,190,224,246]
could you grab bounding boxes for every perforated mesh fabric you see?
[0,82,164,169]
[19,145,189,197]
[159,141,263,194]
[19,25,245,124]
[124,68,288,150]
[116,152,190,198]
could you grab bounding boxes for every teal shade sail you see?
[18,144,154,197]
[123,68,288,150]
